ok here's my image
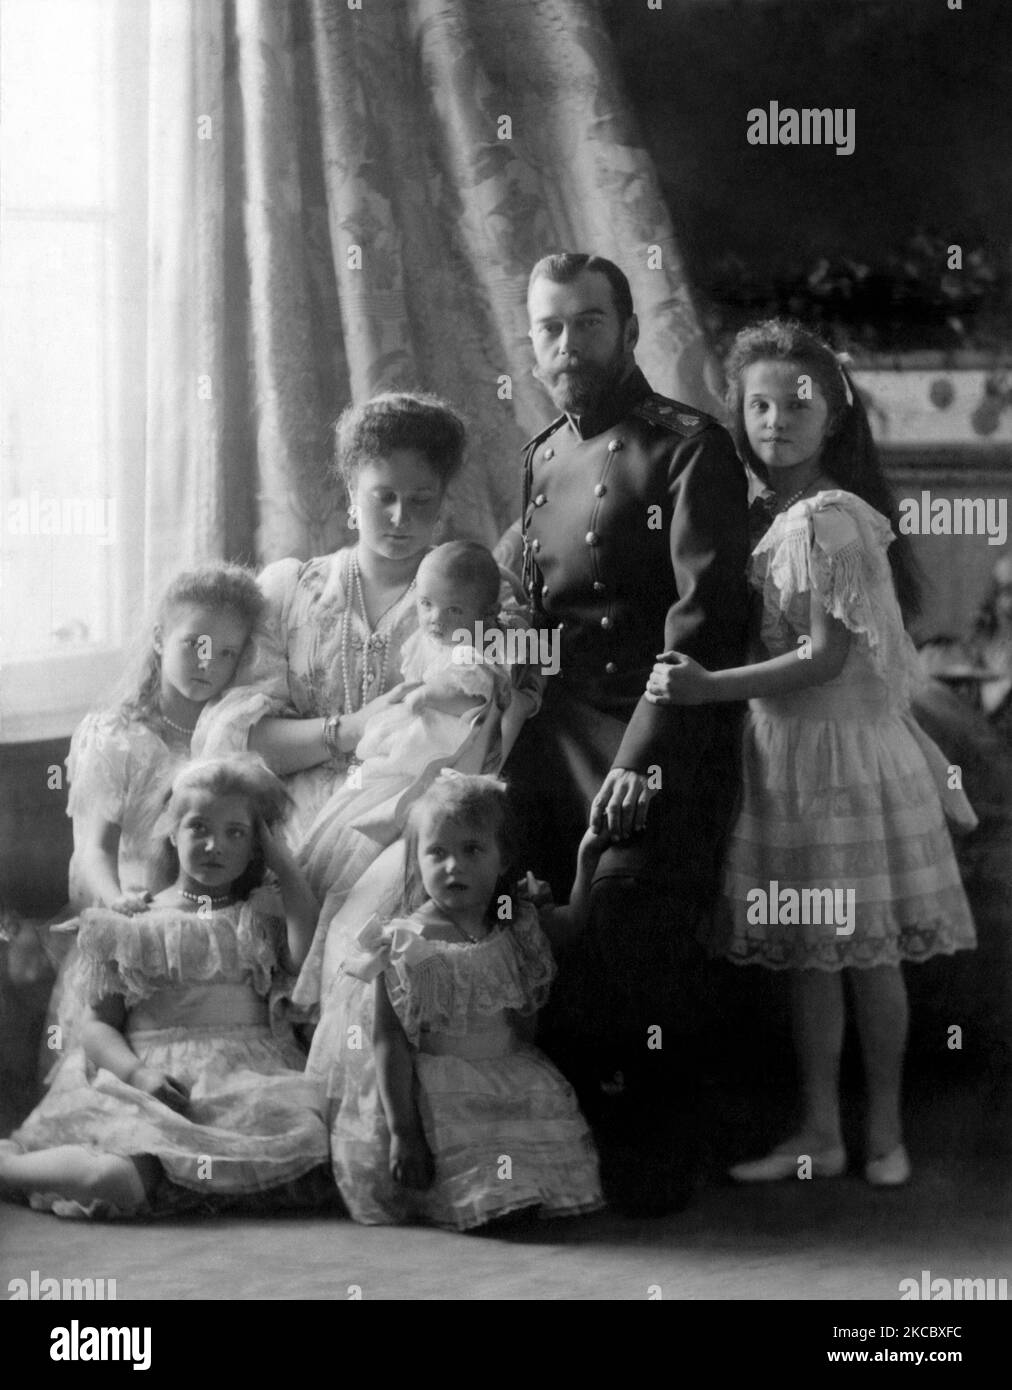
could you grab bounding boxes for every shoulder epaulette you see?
[633,396,718,438]
[523,413,567,456]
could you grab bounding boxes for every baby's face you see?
[415,565,485,645]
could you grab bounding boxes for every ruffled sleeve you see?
[191,558,303,757]
[752,490,923,697]
[65,712,133,824]
[355,904,556,1047]
[341,915,424,984]
[75,902,283,1009]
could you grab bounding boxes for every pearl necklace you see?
[180,888,233,907]
[775,479,824,514]
[161,712,197,737]
[338,550,415,714]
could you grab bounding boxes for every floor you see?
[3,1059,1008,1302]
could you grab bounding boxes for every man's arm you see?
[614,426,751,773]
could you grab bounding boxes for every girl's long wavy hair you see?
[150,754,291,901]
[106,564,264,729]
[394,774,522,926]
[725,318,922,622]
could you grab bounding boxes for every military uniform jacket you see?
[522,366,751,774]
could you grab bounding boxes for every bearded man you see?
[504,253,751,1215]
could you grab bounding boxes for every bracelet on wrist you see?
[323,714,343,755]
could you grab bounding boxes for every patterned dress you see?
[5,893,329,1218]
[719,489,978,970]
[322,905,603,1230]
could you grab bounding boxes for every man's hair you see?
[527,253,634,325]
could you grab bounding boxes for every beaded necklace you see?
[338,549,416,714]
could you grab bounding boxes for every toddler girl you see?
[647,319,977,1187]
[322,771,604,1229]
[0,756,329,1219]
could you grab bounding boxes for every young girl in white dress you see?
[646,319,977,1187]
[0,756,329,1219]
[294,542,512,997]
[24,565,264,1065]
[323,771,604,1230]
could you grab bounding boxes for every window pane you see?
[0,0,106,208]
[1,219,116,658]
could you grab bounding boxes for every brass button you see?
[541,585,549,598]
[543,447,554,460]
[594,483,607,498]
[605,661,617,674]
[601,615,612,630]
[585,531,599,546]
[607,439,624,453]
[534,493,547,506]
[593,581,606,593]
[532,538,541,552]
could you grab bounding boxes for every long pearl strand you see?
[338,550,414,714]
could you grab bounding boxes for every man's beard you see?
[533,351,627,415]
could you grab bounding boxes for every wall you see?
[0,738,72,917]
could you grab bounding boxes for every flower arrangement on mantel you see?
[702,230,1011,367]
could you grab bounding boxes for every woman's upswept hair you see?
[724,318,921,621]
[108,564,264,729]
[150,754,291,900]
[332,392,467,492]
[394,773,521,924]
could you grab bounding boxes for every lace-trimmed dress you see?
[327,904,602,1229]
[7,893,329,1215]
[719,489,978,970]
[48,709,201,1061]
[66,710,198,905]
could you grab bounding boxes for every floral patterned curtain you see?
[144,0,716,590]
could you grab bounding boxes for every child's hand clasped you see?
[389,1131,434,1191]
[129,1066,190,1115]
[645,651,714,705]
[109,891,153,916]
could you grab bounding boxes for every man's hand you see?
[590,768,656,841]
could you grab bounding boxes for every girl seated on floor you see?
[320,770,605,1230]
[0,756,330,1219]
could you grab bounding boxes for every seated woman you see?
[194,393,542,1011]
